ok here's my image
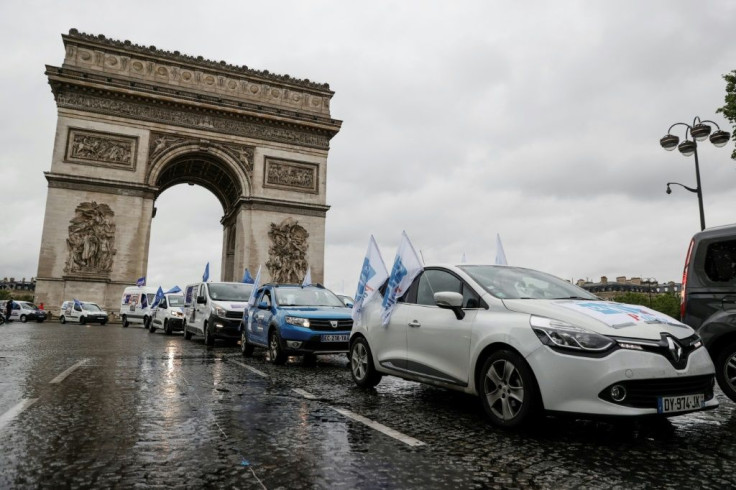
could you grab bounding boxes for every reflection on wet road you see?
[1,322,735,488]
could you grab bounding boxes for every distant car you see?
[349,264,718,428]
[59,300,109,325]
[337,294,355,308]
[0,300,47,323]
[680,223,736,402]
[183,282,253,345]
[149,293,186,335]
[241,284,353,363]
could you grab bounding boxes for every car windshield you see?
[460,265,598,300]
[275,287,345,307]
[21,302,38,309]
[167,295,185,306]
[83,303,102,312]
[207,283,253,301]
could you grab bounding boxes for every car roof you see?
[693,223,736,241]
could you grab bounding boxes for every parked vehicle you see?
[0,300,47,323]
[349,264,718,428]
[241,284,353,364]
[680,223,736,402]
[0,310,5,325]
[150,293,186,335]
[337,294,355,308]
[183,282,253,345]
[59,300,109,325]
[120,286,158,328]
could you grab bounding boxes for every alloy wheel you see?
[351,342,368,381]
[484,359,525,421]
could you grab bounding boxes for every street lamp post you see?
[659,117,730,231]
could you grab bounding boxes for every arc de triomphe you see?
[35,29,341,311]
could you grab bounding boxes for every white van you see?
[59,300,109,325]
[120,286,158,328]
[183,282,253,346]
[149,293,186,335]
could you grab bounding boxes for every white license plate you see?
[657,394,705,414]
[321,334,349,342]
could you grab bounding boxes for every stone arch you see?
[35,30,341,313]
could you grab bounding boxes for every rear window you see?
[704,239,736,284]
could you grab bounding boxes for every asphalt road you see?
[1,321,735,489]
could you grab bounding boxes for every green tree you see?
[610,292,681,320]
[716,70,736,160]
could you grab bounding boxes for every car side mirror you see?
[258,301,269,309]
[435,291,465,320]
[197,296,206,304]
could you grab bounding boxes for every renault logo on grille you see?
[330,320,339,329]
[666,336,683,362]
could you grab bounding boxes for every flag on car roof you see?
[381,231,423,326]
[247,266,262,309]
[73,298,82,309]
[242,268,255,284]
[495,234,508,266]
[136,276,146,286]
[152,287,165,308]
[165,286,181,294]
[353,235,388,322]
[302,267,312,286]
[202,262,210,282]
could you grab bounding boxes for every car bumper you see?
[168,317,185,331]
[209,315,242,340]
[527,345,718,417]
[280,327,352,354]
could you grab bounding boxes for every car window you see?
[704,239,736,284]
[260,290,272,308]
[461,265,597,300]
[167,295,185,307]
[208,283,253,301]
[415,269,482,308]
[275,287,345,307]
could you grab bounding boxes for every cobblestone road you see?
[1,322,735,489]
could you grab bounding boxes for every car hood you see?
[279,307,352,319]
[501,299,694,340]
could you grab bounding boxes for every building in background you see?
[0,277,36,293]
[576,276,681,300]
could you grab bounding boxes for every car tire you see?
[148,321,155,333]
[241,330,254,357]
[204,323,215,346]
[144,316,151,330]
[100,320,107,326]
[122,315,129,328]
[164,319,172,335]
[350,337,382,388]
[60,316,66,324]
[715,341,736,402]
[80,316,86,325]
[37,319,44,323]
[268,329,287,365]
[20,315,27,323]
[302,353,317,366]
[184,324,192,340]
[478,350,538,428]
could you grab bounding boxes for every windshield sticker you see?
[558,301,688,329]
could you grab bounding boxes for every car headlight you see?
[285,316,310,328]
[214,306,227,317]
[530,316,614,353]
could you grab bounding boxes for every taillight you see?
[680,238,694,320]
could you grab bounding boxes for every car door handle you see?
[408,320,421,328]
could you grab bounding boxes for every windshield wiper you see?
[551,296,596,300]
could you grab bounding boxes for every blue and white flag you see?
[202,262,210,282]
[381,231,423,326]
[73,298,82,309]
[152,286,165,308]
[352,235,388,322]
[242,268,255,284]
[302,267,312,286]
[165,286,181,294]
[136,276,146,286]
[247,265,262,309]
[495,234,508,266]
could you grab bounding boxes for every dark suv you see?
[681,223,736,402]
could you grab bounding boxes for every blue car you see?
[241,284,353,364]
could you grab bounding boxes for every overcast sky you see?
[1,0,736,298]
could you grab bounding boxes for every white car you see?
[349,264,718,428]
[59,300,109,325]
[149,293,186,335]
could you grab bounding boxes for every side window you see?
[704,239,736,284]
[414,269,483,308]
[160,299,167,309]
[260,290,272,308]
[74,303,82,312]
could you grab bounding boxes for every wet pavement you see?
[1,321,735,489]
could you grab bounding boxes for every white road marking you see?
[0,398,39,431]
[49,359,88,384]
[292,388,318,399]
[332,407,426,447]
[229,360,268,378]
